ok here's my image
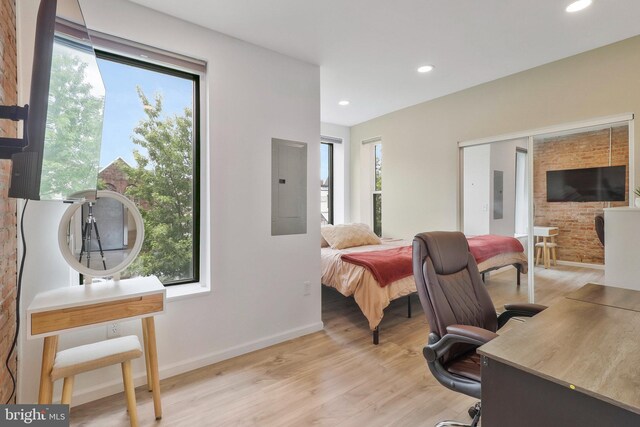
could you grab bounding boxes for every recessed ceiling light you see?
[566,0,592,13]
[338,100,350,106]
[417,65,434,73]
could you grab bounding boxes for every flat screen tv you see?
[6,0,104,201]
[546,166,626,202]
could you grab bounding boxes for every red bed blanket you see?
[341,246,413,287]
[467,235,524,264]
[340,235,524,288]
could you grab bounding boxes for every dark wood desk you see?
[478,284,640,426]
[565,282,640,312]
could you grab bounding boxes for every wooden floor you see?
[70,265,603,426]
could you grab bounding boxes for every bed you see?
[468,234,528,286]
[321,234,527,344]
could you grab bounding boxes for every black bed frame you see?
[481,263,522,286]
[370,263,523,345]
[371,293,413,345]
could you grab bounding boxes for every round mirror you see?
[58,190,144,278]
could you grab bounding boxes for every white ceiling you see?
[128,0,640,126]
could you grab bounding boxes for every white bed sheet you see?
[321,239,415,330]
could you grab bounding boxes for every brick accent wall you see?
[0,0,17,404]
[533,126,629,264]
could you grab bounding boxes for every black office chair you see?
[595,214,605,246]
[412,231,546,427]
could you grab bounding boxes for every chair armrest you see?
[446,325,499,345]
[423,326,498,363]
[504,303,547,315]
[498,303,547,328]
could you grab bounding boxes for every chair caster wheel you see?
[468,402,481,419]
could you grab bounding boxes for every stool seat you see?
[535,233,559,269]
[535,242,558,248]
[51,335,142,381]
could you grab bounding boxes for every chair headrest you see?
[421,231,470,275]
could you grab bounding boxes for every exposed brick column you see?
[0,0,18,404]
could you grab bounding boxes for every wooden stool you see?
[535,237,558,269]
[51,335,143,427]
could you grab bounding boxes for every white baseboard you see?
[486,260,605,277]
[67,321,324,407]
[556,260,605,270]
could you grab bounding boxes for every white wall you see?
[463,139,527,237]
[321,122,350,224]
[488,138,528,236]
[17,0,321,405]
[350,36,640,239]
[462,144,490,235]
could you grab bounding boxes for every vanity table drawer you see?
[31,293,164,336]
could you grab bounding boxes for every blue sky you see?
[98,58,331,180]
[320,143,330,182]
[96,59,193,168]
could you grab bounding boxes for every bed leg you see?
[407,294,412,318]
[516,265,521,286]
[373,327,379,345]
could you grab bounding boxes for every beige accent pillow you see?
[321,225,332,247]
[321,223,382,250]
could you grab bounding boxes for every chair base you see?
[435,422,473,427]
[435,402,481,427]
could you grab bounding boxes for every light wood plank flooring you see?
[70,265,603,426]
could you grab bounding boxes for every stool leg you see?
[61,376,74,405]
[121,360,139,427]
[551,236,558,266]
[543,237,549,269]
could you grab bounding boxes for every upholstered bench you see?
[51,335,143,427]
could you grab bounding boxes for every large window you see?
[320,142,333,224]
[373,143,382,236]
[95,51,200,285]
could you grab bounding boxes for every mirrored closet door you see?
[461,138,531,301]
[460,115,634,304]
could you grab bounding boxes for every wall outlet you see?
[107,323,121,339]
[303,281,311,296]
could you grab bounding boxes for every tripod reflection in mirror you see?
[59,190,145,280]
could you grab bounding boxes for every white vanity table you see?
[27,276,166,419]
[26,190,166,421]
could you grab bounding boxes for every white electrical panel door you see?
[272,138,307,236]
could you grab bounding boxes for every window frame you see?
[92,49,202,286]
[320,141,334,225]
[514,147,528,236]
[372,143,382,236]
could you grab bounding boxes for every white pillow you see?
[321,225,332,247]
[321,223,382,250]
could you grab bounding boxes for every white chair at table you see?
[53,336,143,427]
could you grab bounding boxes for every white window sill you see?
[166,282,211,302]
